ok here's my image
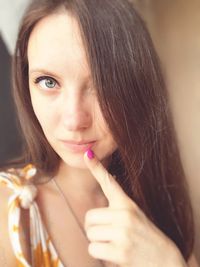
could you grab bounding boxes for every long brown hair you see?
[12,0,194,260]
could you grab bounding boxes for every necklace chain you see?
[51,177,106,267]
[52,177,87,240]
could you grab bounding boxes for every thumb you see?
[84,149,131,208]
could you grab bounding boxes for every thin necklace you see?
[51,177,106,267]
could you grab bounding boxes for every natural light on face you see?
[27,10,117,169]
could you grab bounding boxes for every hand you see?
[84,150,187,267]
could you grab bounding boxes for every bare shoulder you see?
[0,185,18,266]
[188,254,199,267]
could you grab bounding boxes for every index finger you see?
[84,149,132,208]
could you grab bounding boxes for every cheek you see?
[94,104,117,153]
[94,103,112,138]
[30,91,56,132]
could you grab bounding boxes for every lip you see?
[60,140,96,153]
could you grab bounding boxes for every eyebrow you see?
[29,68,59,77]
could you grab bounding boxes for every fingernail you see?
[86,149,94,160]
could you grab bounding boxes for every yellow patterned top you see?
[0,164,64,267]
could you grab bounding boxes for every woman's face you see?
[28,11,117,169]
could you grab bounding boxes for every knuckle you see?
[121,227,133,246]
[91,158,101,169]
[118,246,132,265]
[122,210,136,227]
[116,227,129,244]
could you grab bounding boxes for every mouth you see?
[60,140,96,153]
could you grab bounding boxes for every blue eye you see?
[34,76,58,90]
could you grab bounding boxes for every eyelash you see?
[34,76,59,90]
[33,76,96,95]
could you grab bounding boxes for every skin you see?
[28,10,117,169]
[83,151,189,267]
[27,9,195,267]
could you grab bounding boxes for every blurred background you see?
[0,0,199,263]
[0,36,22,164]
[0,0,31,164]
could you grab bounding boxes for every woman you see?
[0,0,197,266]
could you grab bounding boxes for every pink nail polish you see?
[86,149,94,160]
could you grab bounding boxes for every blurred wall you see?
[0,37,22,164]
[0,0,31,54]
[135,0,200,262]
[0,0,30,164]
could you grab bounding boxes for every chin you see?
[64,159,88,169]
[58,153,87,169]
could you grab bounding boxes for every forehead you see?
[27,10,89,75]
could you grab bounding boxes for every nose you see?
[61,92,92,131]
